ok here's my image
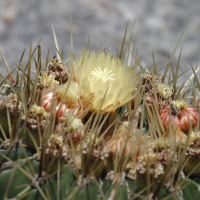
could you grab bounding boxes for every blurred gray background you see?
[0,0,200,82]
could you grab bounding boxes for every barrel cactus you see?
[0,23,200,200]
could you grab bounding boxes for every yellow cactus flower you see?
[69,48,139,113]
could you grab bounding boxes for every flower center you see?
[91,67,115,82]
[89,67,115,91]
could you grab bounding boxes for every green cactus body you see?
[0,158,39,199]
[101,179,128,200]
[68,179,99,200]
[185,155,200,174]
[0,160,75,200]
[0,147,36,164]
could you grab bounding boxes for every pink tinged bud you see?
[56,103,67,119]
[40,87,59,112]
[67,98,85,119]
[56,103,85,122]
[70,106,84,119]
[56,104,76,122]
[160,104,198,132]
[106,134,133,157]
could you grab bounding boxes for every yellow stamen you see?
[30,104,49,118]
[157,83,174,99]
[39,72,59,87]
[171,99,188,110]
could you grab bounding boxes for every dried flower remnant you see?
[21,104,49,147]
[106,171,126,186]
[0,93,21,115]
[60,112,84,132]
[29,104,50,119]
[46,59,69,84]
[136,152,165,192]
[80,141,109,176]
[141,75,173,111]
[44,134,69,172]
[137,152,164,178]
[145,90,170,110]
[193,99,200,111]
[56,112,85,143]
[140,72,161,93]
[0,93,22,135]
[39,72,59,88]
[34,73,59,103]
[56,125,84,143]
[120,107,141,131]
[157,83,174,99]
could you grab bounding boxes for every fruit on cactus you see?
[106,133,133,157]
[160,99,198,132]
[55,103,85,144]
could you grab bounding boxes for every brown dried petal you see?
[0,93,22,115]
[46,59,69,84]
[140,72,161,93]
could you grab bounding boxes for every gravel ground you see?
[0,0,200,82]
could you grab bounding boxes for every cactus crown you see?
[0,22,200,200]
